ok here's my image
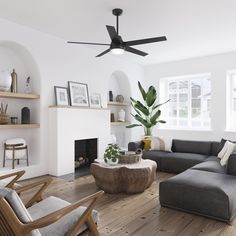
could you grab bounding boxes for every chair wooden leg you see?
[12,148,15,169]
[3,145,6,168]
[26,146,29,166]
[86,216,99,236]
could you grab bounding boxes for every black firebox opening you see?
[75,138,97,170]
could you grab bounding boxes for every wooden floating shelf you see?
[49,105,109,110]
[111,122,130,126]
[0,91,40,99]
[0,124,40,129]
[107,101,130,106]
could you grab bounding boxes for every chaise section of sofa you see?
[159,168,236,222]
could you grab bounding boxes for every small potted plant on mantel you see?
[126,81,169,149]
[104,143,121,165]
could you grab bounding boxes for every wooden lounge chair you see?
[0,176,104,236]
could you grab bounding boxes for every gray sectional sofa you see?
[128,139,236,222]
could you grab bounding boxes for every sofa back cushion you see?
[172,139,212,155]
[211,141,221,156]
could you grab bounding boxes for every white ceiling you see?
[0,0,236,65]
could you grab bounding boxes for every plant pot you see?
[104,157,119,165]
[142,136,152,150]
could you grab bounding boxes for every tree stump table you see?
[90,159,157,194]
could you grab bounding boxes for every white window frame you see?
[160,73,211,130]
[226,70,236,131]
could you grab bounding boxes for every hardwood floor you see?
[20,171,236,236]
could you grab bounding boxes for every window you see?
[160,73,211,129]
[227,71,236,130]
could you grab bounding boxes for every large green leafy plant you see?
[126,81,169,136]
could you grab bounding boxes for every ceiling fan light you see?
[111,48,125,55]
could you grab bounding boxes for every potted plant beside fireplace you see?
[104,143,121,165]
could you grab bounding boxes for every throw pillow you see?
[220,141,236,166]
[217,141,229,159]
[217,138,236,155]
[151,136,172,152]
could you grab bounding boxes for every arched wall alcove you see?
[0,40,41,170]
[108,70,131,148]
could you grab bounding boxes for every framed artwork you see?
[90,93,102,108]
[54,86,69,106]
[68,81,89,106]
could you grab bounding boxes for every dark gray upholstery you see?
[142,150,170,170]
[128,138,236,222]
[161,153,208,173]
[227,152,236,176]
[191,159,226,174]
[172,139,212,155]
[128,141,143,151]
[160,169,236,222]
[211,142,221,156]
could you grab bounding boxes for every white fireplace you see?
[48,107,110,176]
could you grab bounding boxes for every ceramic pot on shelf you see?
[0,70,12,92]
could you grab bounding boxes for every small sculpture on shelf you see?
[0,103,9,124]
[21,107,30,124]
[25,76,32,94]
[118,109,125,122]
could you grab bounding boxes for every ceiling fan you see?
[67,8,167,57]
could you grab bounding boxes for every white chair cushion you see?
[5,138,27,159]
[28,196,98,236]
[0,186,41,236]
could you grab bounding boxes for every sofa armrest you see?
[227,152,236,176]
[128,141,144,151]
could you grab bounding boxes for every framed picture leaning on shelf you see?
[90,93,101,108]
[54,86,69,106]
[68,81,89,106]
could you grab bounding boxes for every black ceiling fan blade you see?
[106,25,118,40]
[96,48,111,57]
[125,46,148,56]
[67,41,110,46]
[125,36,167,46]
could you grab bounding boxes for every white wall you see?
[144,52,236,142]
[0,18,145,178]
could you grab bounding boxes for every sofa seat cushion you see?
[159,169,236,222]
[161,152,208,173]
[142,150,171,169]
[28,196,98,236]
[191,159,226,174]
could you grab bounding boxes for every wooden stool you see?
[3,139,29,169]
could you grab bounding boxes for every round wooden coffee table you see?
[90,159,157,194]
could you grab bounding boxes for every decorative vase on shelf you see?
[0,70,12,92]
[11,69,17,93]
[116,95,124,103]
[118,109,125,122]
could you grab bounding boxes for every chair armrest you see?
[128,141,144,151]
[227,152,236,176]
[16,177,53,208]
[25,190,104,234]
[0,170,25,189]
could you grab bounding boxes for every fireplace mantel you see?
[48,107,110,176]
